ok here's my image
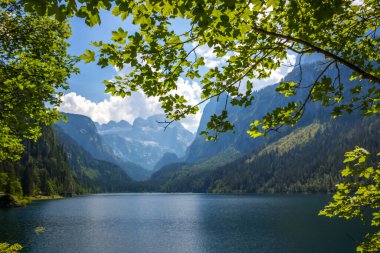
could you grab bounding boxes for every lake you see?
[0,194,364,253]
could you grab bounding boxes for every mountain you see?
[149,147,242,191]
[150,117,380,193]
[211,118,379,193]
[54,126,134,192]
[96,114,194,170]
[148,60,379,192]
[0,125,137,200]
[56,113,150,181]
[184,59,367,165]
[56,113,114,162]
[153,152,179,171]
[0,126,80,197]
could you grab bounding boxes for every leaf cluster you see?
[0,1,78,161]
[0,242,22,253]
[320,147,380,252]
[15,0,380,139]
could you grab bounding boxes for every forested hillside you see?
[149,60,379,193]
[184,60,366,165]
[0,127,81,198]
[54,126,133,192]
[206,117,380,193]
[0,126,136,202]
[150,117,380,193]
[56,113,151,181]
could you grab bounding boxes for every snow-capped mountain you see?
[96,114,194,170]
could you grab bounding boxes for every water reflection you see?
[0,194,364,253]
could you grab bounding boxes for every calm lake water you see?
[0,193,365,253]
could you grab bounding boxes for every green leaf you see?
[80,50,95,63]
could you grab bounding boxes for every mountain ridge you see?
[148,60,378,192]
[95,114,194,170]
[56,113,151,181]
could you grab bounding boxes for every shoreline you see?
[1,192,335,208]
[0,194,65,208]
[31,195,64,201]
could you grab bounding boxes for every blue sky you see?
[60,12,296,133]
[61,12,206,132]
[66,11,130,103]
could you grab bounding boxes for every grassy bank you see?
[31,195,64,201]
[0,194,64,208]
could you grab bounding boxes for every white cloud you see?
[59,91,162,124]
[173,77,202,105]
[172,78,202,132]
[193,43,228,68]
[59,77,203,133]
[179,112,202,133]
[255,52,296,88]
[238,52,297,92]
[192,40,296,90]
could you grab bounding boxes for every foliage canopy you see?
[0,1,78,161]
[320,147,380,252]
[19,0,380,140]
[0,242,22,253]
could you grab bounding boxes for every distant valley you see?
[55,58,380,194]
[55,113,194,181]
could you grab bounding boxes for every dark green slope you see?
[150,117,379,193]
[0,125,137,200]
[206,117,380,193]
[54,126,133,192]
[149,147,242,191]
[56,113,151,181]
[153,152,179,171]
[0,127,81,197]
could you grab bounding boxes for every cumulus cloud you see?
[250,52,297,90]
[193,43,230,68]
[173,77,202,105]
[179,112,202,133]
[60,45,295,133]
[171,77,203,132]
[59,77,203,133]
[192,41,296,90]
[59,91,162,124]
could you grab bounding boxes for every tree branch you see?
[253,27,380,84]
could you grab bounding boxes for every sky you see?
[59,11,296,133]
